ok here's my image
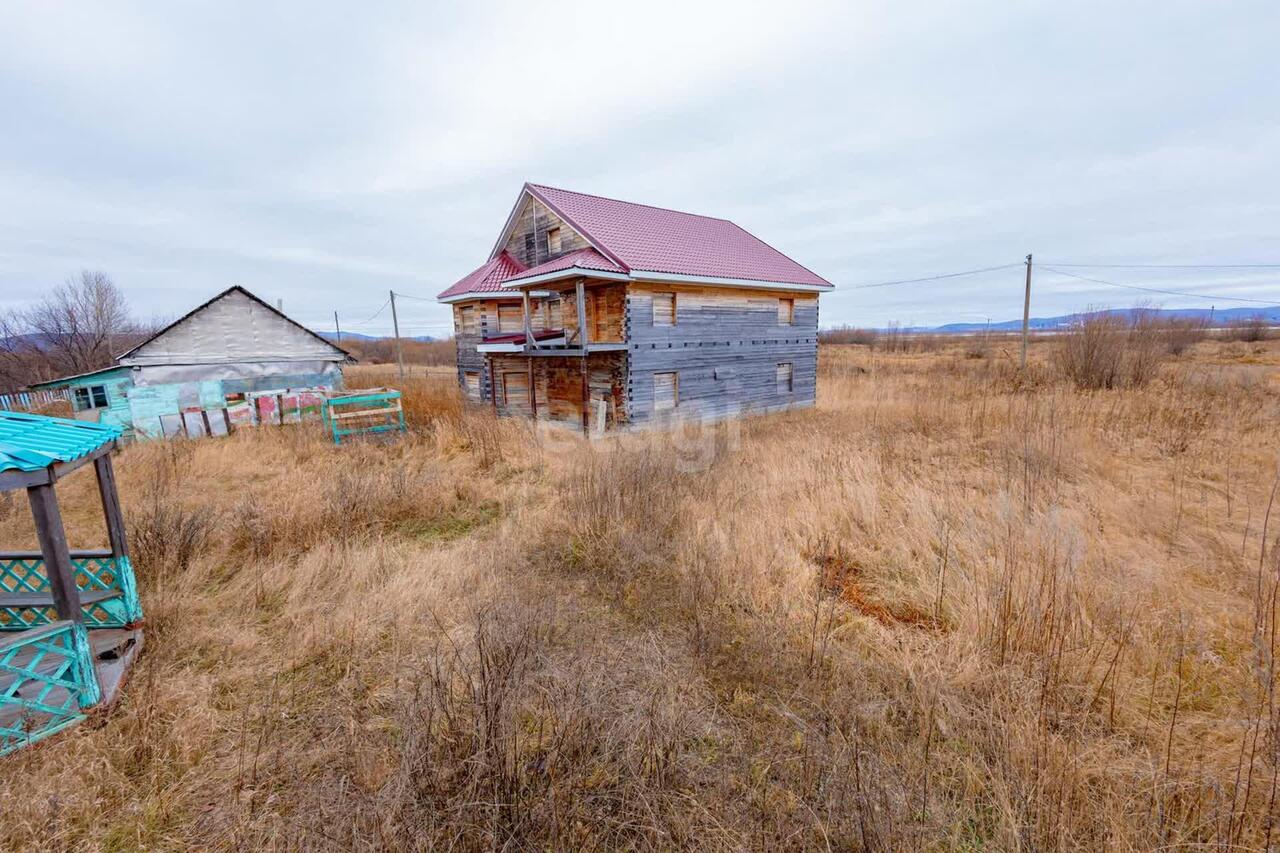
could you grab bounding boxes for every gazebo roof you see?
[0,411,122,476]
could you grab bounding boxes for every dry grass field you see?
[2,334,1279,850]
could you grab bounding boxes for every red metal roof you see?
[525,184,831,288]
[505,247,626,282]
[437,250,526,299]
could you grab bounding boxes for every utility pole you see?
[1020,253,1033,370]
[389,290,405,384]
[334,310,342,343]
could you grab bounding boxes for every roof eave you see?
[627,270,834,292]
[503,267,631,289]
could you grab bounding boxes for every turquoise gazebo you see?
[0,411,144,756]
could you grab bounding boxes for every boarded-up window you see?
[545,298,563,330]
[463,371,481,398]
[652,292,676,326]
[778,298,795,326]
[653,372,678,411]
[503,371,530,407]
[776,363,793,394]
[546,227,562,254]
[458,305,478,335]
[497,303,524,333]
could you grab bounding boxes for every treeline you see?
[819,312,1272,352]
[339,336,455,366]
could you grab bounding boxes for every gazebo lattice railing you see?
[0,411,143,756]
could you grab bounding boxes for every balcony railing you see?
[0,551,144,630]
[0,620,102,756]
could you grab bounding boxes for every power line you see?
[848,262,1023,290]
[390,291,436,302]
[1040,262,1280,270]
[1039,266,1280,306]
[353,298,392,324]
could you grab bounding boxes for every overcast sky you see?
[1,1,1277,334]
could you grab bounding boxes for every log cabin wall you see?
[452,297,528,401]
[624,284,819,426]
[489,353,627,426]
[502,195,592,268]
[550,279,627,344]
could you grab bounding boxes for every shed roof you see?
[117,285,351,364]
[27,364,132,390]
[0,411,121,474]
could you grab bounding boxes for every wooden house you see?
[437,184,833,432]
[30,286,351,440]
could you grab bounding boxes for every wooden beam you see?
[580,360,589,437]
[94,454,130,559]
[575,278,588,348]
[0,467,51,491]
[522,290,536,351]
[528,358,537,418]
[489,355,499,415]
[26,483,84,623]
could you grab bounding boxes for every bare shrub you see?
[128,444,215,584]
[1163,315,1210,355]
[1055,308,1168,389]
[819,325,878,346]
[1227,314,1272,342]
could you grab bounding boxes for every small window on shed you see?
[74,384,109,411]
[546,227,562,255]
[497,303,524,334]
[652,292,676,326]
[776,363,794,395]
[458,305,478,335]
[778,298,795,326]
[463,371,481,398]
[653,372,678,411]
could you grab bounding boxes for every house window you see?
[503,371,530,407]
[546,227,562,255]
[776,363,793,394]
[458,305,478,335]
[463,371,481,398]
[73,384,109,411]
[652,292,676,326]
[778,298,795,326]
[545,297,563,329]
[497,303,524,334]
[653,372,678,411]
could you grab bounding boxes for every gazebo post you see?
[26,482,83,623]
[94,452,129,559]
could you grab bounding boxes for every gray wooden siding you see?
[625,286,819,426]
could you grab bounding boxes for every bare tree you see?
[24,270,134,376]
[0,271,156,392]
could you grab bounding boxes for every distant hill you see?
[930,306,1280,334]
[320,332,436,343]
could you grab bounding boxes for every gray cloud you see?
[1,0,1276,332]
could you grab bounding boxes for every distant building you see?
[30,286,350,440]
[437,183,833,432]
